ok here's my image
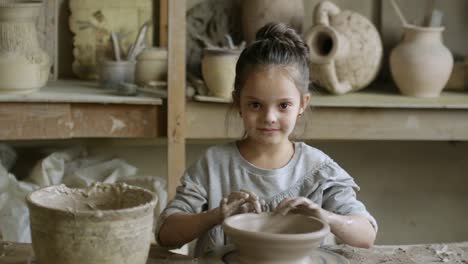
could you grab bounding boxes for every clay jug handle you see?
[313,1,341,26]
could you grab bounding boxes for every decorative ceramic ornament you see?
[305,1,383,94]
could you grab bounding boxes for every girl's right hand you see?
[212,190,265,224]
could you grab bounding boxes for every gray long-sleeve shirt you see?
[157,141,377,257]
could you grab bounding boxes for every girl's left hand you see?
[274,197,329,222]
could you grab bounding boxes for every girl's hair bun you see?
[255,22,309,56]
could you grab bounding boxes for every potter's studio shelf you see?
[187,86,468,141]
[0,80,164,140]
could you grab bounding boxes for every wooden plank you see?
[310,88,468,109]
[0,80,163,105]
[167,0,186,198]
[186,102,468,141]
[159,0,168,47]
[71,104,160,138]
[0,103,71,140]
[0,103,161,140]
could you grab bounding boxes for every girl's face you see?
[239,66,310,145]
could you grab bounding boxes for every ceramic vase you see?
[305,1,383,95]
[201,48,241,99]
[241,0,303,44]
[135,47,168,86]
[0,0,50,93]
[390,25,453,98]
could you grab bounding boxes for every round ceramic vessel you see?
[390,25,453,98]
[241,0,304,44]
[201,48,241,99]
[135,47,168,86]
[223,212,330,264]
[26,183,157,264]
[0,0,50,93]
[305,1,382,94]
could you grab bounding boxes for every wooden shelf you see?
[0,80,164,140]
[187,88,468,141]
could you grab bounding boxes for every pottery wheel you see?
[222,248,349,264]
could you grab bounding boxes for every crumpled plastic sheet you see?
[0,146,167,243]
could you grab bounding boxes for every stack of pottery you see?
[390,25,453,97]
[305,1,383,95]
[0,0,50,93]
[201,48,241,99]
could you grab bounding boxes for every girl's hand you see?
[274,197,329,222]
[228,189,265,214]
[212,190,265,224]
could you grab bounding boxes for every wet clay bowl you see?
[26,183,157,264]
[223,212,330,264]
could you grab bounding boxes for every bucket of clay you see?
[26,183,157,264]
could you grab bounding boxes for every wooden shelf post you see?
[167,0,186,198]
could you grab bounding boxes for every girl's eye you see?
[249,102,261,109]
[279,103,291,109]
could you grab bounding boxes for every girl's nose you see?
[264,108,277,124]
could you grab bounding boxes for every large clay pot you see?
[27,183,157,264]
[201,48,241,99]
[0,0,50,93]
[305,1,383,94]
[390,25,453,98]
[241,0,304,44]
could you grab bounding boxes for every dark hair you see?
[232,22,310,106]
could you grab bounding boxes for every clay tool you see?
[390,0,409,27]
[110,32,121,61]
[127,20,151,60]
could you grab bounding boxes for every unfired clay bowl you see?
[26,183,157,264]
[223,212,330,264]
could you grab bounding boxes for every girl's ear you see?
[300,93,311,113]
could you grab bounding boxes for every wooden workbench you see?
[2,241,467,263]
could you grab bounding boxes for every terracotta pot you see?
[305,1,382,95]
[26,183,157,264]
[201,48,241,99]
[135,47,167,86]
[241,0,303,43]
[0,0,50,93]
[390,25,453,98]
[223,213,330,264]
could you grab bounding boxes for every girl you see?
[157,22,377,257]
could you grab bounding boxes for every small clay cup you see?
[26,183,157,264]
[98,60,136,89]
[223,212,330,264]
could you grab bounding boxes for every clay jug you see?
[241,0,303,44]
[390,25,453,98]
[305,1,383,94]
[0,0,50,93]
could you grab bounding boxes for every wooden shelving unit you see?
[2,0,468,199]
